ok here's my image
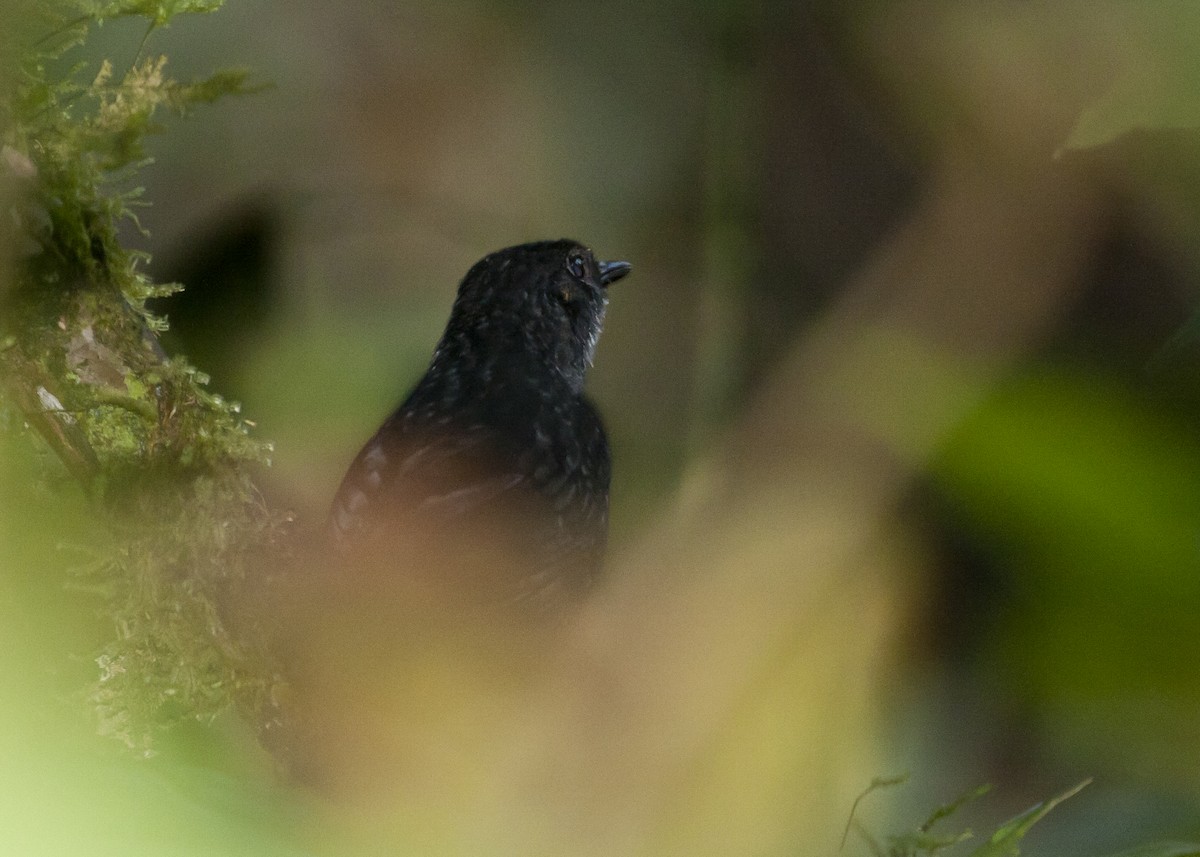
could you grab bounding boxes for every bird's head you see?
[439,240,631,393]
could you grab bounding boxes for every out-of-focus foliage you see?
[0,424,308,854]
[1061,3,1200,151]
[933,370,1200,780]
[1102,845,1200,857]
[964,780,1088,857]
[847,778,1098,857]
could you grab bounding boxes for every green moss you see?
[1,2,284,752]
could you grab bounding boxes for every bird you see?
[327,239,631,612]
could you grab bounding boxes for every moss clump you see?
[0,1,284,752]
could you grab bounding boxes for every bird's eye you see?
[566,251,588,280]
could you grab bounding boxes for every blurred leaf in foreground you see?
[932,367,1200,777]
[1061,2,1200,152]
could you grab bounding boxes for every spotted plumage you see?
[329,240,629,607]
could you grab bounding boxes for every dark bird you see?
[328,239,630,611]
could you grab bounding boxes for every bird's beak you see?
[598,259,632,286]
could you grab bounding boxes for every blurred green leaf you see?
[920,782,993,833]
[935,370,1200,592]
[841,774,910,849]
[883,782,995,856]
[965,780,1089,857]
[1062,2,1200,151]
[933,368,1200,774]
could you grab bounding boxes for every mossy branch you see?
[1,1,285,753]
